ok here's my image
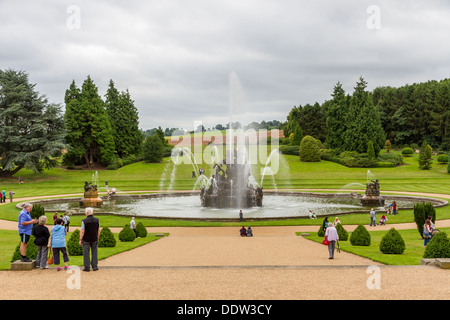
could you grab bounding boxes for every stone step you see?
[436,258,450,269]
[11,260,36,271]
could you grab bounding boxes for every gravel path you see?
[1,191,449,300]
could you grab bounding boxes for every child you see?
[379,214,388,225]
[51,218,70,271]
[34,215,50,269]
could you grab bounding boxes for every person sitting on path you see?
[379,214,387,225]
[246,226,253,237]
[240,226,247,237]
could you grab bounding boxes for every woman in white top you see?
[325,224,339,259]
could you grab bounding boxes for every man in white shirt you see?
[130,217,137,237]
[325,224,339,259]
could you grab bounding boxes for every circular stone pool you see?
[29,192,448,221]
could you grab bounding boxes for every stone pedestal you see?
[11,260,36,271]
[80,188,103,208]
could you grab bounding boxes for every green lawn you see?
[300,227,450,265]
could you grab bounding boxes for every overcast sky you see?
[1,0,450,131]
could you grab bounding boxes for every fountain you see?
[200,150,263,208]
[80,181,103,207]
[361,178,385,206]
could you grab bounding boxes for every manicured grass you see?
[0,229,166,270]
[300,227,450,265]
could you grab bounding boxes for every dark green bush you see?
[318,225,325,237]
[413,202,436,239]
[350,225,371,246]
[299,135,321,162]
[423,232,450,258]
[136,222,148,238]
[336,223,348,241]
[11,235,38,262]
[436,154,448,163]
[119,224,136,242]
[67,229,83,256]
[99,227,116,247]
[279,145,300,156]
[401,147,414,156]
[377,153,404,166]
[379,228,405,254]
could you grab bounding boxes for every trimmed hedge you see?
[11,235,38,262]
[99,227,116,247]
[67,229,83,256]
[119,224,136,242]
[136,222,148,238]
[413,202,436,239]
[299,135,320,162]
[423,231,450,258]
[350,225,371,246]
[336,223,348,241]
[401,147,414,156]
[379,228,405,254]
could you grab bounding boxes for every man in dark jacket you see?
[79,207,100,271]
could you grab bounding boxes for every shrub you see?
[385,139,391,153]
[119,224,136,242]
[299,135,321,162]
[367,141,375,159]
[436,154,448,163]
[448,153,450,173]
[377,153,404,166]
[279,145,300,156]
[99,227,116,247]
[379,228,405,254]
[418,141,433,170]
[136,222,148,238]
[413,202,436,239]
[318,225,325,237]
[402,147,414,156]
[11,236,38,262]
[67,229,83,256]
[423,232,450,258]
[335,223,348,241]
[350,225,371,246]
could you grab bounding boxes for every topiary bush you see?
[119,224,136,242]
[379,228,405,254]
[336,223,348,241]
[401,147,414,157]
[423,231,450,258]
[350,225,371,246]
[318,225,325,237]
[67,229,83,256]
[11,235,38,262]
[98,227,116,247]
[136,222,148,238]
[299,135,321,162]
[436,154,448,163]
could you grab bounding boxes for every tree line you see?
[282,77,450,154]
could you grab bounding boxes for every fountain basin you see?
[22,192,448,222]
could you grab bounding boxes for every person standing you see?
[63,213,70,232]
[370,208,377,227]
[18,203,37,262]
[130,217,137,237]
[51,218,70,271]
[324,223,339,259]
[79,207,100,272]
[1,190,5,203]
[9,189,15,203]
[33,215,50,269]
[239,210,243,222]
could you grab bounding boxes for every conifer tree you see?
[326,82,347,151]
[64,76,115,167]
[0,69,65,176]
[105,80,142,158]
